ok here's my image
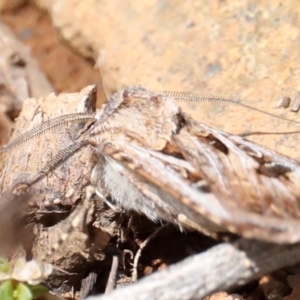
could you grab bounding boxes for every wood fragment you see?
[80,272,98,299]
[291,92,300,112]
[132,226,166,282]
[0,0,26,12]
[105,255,119,294]
[87,239,300,300]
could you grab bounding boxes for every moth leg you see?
[103,153,226,240]
[95,188,117,211]
[90,158,120,211]
[132,225,166,282]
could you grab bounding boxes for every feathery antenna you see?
[14,140,92,189]
[162,91,300,126]
[0,113,95,154]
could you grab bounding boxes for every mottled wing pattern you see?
[176,116,300,218]
[102,108,300,243]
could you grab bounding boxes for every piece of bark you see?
[80,272,98,299]
[259,274,290,299]
[27,0,300,162]
[0,86,96,203]
[0,86,117,294]
[0,18,54,145]
[286,275,300,300]
[86,239,300,300]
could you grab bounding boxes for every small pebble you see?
[291,92,300,112]
[276,96,291,108]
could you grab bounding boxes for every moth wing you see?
[103,136,300,244]
[175,118,300,214]
[172,116,300,242]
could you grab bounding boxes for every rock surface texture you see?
[30,0,300,160]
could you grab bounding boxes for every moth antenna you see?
[14,140,93,190]
[241,130,300,137]
[162,91,300,126]
[0,113,96,154]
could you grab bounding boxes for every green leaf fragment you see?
[0,258,10,274]
[28,284,48,298]
[0,280,14,300]
[14,283,33,300]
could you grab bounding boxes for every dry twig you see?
[87,239,300,300]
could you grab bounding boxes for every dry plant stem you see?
[87,238,300,300]
[132,226,166,282]
[105,255,119,294]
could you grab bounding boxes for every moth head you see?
[91,86,182,150]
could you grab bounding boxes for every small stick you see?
[105,255,119,293]
[86,239,300,300]
[80,272,98,299]
[132,226,166,282]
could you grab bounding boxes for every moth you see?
[2,86,300,244]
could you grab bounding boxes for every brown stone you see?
[29,0,300,161]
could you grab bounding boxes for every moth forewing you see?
[90,87,300,243]
[102,141,229,231]
[91,87,180,150]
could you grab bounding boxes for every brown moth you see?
[2,86,300,244]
